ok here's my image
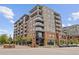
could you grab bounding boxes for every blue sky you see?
[0,4,79,37]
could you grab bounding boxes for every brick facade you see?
[14,5,62,47]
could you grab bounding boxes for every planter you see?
[3,44,15,48]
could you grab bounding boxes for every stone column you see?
[31,33,36,47]
[44,32,48,46]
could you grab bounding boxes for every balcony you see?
[35,22,44,27]
[56,28,61,32]
[29,5,43,13]
[30,15,43,22]
[36,19,43,22]
[30,11,43,18]
[55,23,61,27]
[55,17,60,21]
[56,30,61,33]
[55,16,61,19]
[54,12,60,16]
[55,19,61,23]
[30,12,37,18]
[14,24,17,27]
[55,21,61,25]
[35,17,43,22]
[36,15,43,19]
[36,27,44,32]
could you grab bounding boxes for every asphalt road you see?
[0,46,79,55]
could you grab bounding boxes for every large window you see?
[37,32,42,38]
[48,39,54,45]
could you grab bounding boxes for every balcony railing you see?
[30,14,43,20]
[29,5,43,13]
[55,23,61,27]
[55,19,61,23]
[35,17,44,23]
[35,22,44,26]
[56,28,61,32]
[54,12,60,16]
[36,27,44,32]
[30,12,37,18]
[55,16,61,19]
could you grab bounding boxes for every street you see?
[0,46,79,55]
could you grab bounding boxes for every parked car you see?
[68,44,77,47]
[59,44,78,47]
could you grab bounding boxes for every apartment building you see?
[62,24,79,39]
[14,15,29,39]
[14,5,62,47]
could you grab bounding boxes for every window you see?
[25,34,27,37]
[48,39,54,45]
[37,32,42,38]
[25,30,27,32]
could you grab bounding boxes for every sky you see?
[0,4,79,37]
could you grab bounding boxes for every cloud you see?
[62,23,72,27]
[0,29,8,34]
[67,12,79,26]
[62,24,65,27]
[68,12,79,21]
[71,12,79,20]
[10,20,15,24]
[0,6,14,23]
[67,23,72,26]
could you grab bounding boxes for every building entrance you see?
[36,31,44,46]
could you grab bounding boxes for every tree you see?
[15,35,32,46]
[68,39,73,44]
[0,34,8,44]
[8,36,13,44]
[25,35,32,45]
[68,39,79,45]
[59,40,65,45]
[15,36,22,45]
[73,39,78,45]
